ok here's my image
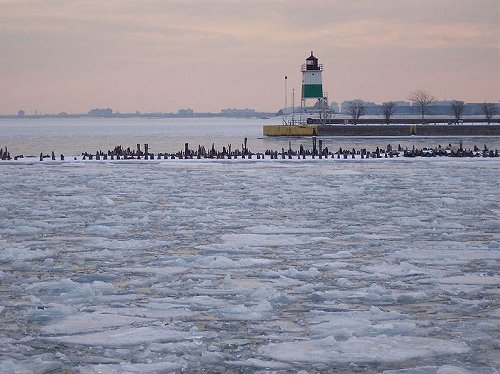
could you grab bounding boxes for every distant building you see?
[463,103,500,115]
[88,108,113,117]
[220,108,256,117]
[177,108,194,117]
[335,100,500,117]
[341,99,380,115]
[392,101,415,115]
[17,110,25,117]
[340,100,416,115]
[426,100,454,115]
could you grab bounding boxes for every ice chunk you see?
[383,365,489,373]
[41,312,148,335]
[200,350,225,365]
[27,304,77,323]
[101,196,115,207]
[204,256,235,268]
[219,300,273,320]
[247,224,323,234]
[221,233,325,247]
[260,335,468,363]
[47,326,191,347]
[2,245,52,262]
[78,361,185,373]
[439,275,499,285]
[225,358,290,369]
[0,356,62,374]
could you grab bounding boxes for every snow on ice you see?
[0,158,498,372]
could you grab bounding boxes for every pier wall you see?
[307,117,500,125]
[263,124,500,137]
[263,125,317,136]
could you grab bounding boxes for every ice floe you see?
[259,335,468,364]
[0,158,498,372]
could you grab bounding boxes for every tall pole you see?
[284,76,288,114]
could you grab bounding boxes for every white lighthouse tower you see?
[300,51,329,123]
[302,52,323,99]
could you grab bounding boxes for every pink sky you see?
[1,0,499,114]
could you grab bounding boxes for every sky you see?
[1,0,499,114]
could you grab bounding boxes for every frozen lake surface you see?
[0,158,499,373]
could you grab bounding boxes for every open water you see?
[1,117,500,156]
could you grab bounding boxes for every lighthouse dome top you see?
[306,51,318,62]
[302,51,323,71]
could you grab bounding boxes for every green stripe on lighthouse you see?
[302,84,323,98]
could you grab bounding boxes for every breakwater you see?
[2,140,499,162]
[308,117,500,125]
[263,124,500,137]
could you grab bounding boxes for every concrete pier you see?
[263,125,317,136]
[263,124,500,137]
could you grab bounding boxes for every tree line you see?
[346,90,497,125]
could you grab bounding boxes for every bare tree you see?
[346,102,365,125]
[408,90,436,123]
[382,101,396,125]
[450,100,465,124]
[481,102,497,124]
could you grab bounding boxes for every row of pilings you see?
[0,147,10,160]
[2,140,500,161]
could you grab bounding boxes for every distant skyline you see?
[1,0,499,115]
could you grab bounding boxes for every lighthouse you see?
[299,51,329,123]
[301,51,323,100]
